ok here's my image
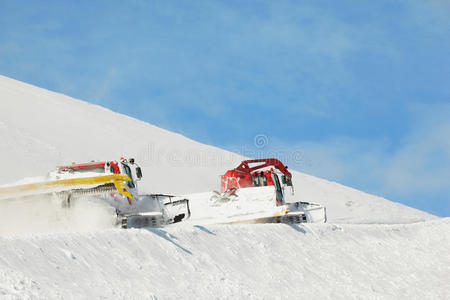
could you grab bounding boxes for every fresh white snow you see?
[0,75,447,299]
[1,220,449,299]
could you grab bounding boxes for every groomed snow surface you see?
[1,220,449,299]
[0,75,449,299]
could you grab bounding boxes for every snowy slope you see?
[1,220,449,299]
[0,75,447,299]
[0,75,435,224]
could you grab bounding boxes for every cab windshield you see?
[122,163,135,189]
[272,173,284,204]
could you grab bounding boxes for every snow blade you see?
[149,194,191,224]
[119,194,191,229]
[163,197,191,223]
[288,202,327,223]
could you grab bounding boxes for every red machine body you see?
[58,161,121,175]
[220,158,293,206]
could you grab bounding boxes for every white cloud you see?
[282,103,450,200]
[383,103,450,194]
[404,0,450,35]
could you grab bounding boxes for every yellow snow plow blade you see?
[0,174,133,200]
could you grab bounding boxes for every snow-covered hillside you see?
[1,220,449,299]
[0,75,447,299]
[0,75,434,224]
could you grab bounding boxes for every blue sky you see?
[1,0,449,216]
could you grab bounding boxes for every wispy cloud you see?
[384,103,450,194]
[274,103,450,216]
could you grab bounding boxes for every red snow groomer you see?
[220,158,293,206]
[211,158,327,224]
